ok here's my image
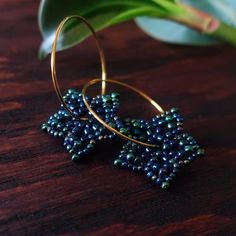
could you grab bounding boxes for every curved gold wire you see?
[51,15,107,120]
[82,79,165,147]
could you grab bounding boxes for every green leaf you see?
[38,0,165,58]
[39,0,236,58]
[135,0,236,46]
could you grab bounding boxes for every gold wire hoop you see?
[82,78,165,147]
[51,15,107,120]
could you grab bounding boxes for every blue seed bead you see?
[151,175,157,182]
[163,143,170,150]
[147,171,153,178]
[156,178,162,185]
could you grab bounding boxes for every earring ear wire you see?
[51,15,107,120]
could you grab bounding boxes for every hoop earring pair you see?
[42,15,204,189]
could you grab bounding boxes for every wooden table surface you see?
[0,1,236,235]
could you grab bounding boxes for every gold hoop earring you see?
[51,15,107,120]
[43,15,205,190]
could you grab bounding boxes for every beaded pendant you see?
[113,108,204,189]
[42,89,120,160]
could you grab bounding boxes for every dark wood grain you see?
[0,1,236,235]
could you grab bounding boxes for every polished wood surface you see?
[0,1,235,235]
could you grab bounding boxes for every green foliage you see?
[136,0,236,45]
[38,0,236,58]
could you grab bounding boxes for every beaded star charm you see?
[42,89,120,161]
[113,108,205,189]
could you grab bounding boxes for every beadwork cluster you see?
[42,89,120,160]
[42,89,204,189]
[113,108,205,189]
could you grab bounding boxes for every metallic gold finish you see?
[82,79,165,147]
[51,15,107,120]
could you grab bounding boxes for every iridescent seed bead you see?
[87,144,94,149]
[111,92,120,99]
[156,178,162,185]
[173,163,179,168]
[147,171,153,178]
[184,145,193,152]
[170,108,178,113]
[197,149,205,157]
[41,124,48,131]
[114,159,122,167]
[137,166,142,172]
[151,175,157,181]
[163,143,170,150]
[72,154,79,161]
[120,128,128,134]
[165,116,173,121]
[184,160,190,165]
[161,182,170,190]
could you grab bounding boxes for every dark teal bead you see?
[71,154,79,161]
[197,149,205,157]
[120,128,128,135]
[170,108,178,113]
[114,159,122,167]
[165,116,173,121]
[161,181,170,190]
[184,145,193,152]
[111,92,120,99]
[74,141,82,146]
[108,122,116,128]
[127,154,135,161]
[173,163,179,168]
[133,121,141,127]
[87,144,94,149]
[139,135,147,141]
[41,123,48,131]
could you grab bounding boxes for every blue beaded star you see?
[113,108,205,190]
[42,89,120,161]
